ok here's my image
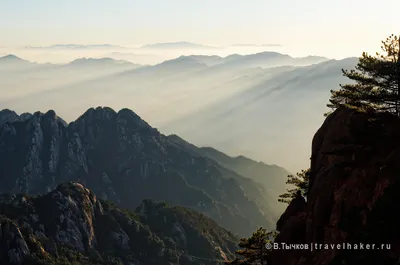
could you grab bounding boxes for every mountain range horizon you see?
[2,2,399,264]
[0,50,332,66]
[0,47,358,173]
[0,41,354,66]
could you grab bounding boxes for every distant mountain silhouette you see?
[67,57,140,68]
[69,57,129,64]
[162,57,358,172]
[118,55,208,77]
[24,44,127,49]
[217,51,328,69]
[232,44,283,47]
[0,54,39,71]
[156,55,207,68]
[0,54,25,61]
[141,42,219,50]
[175,52,328,69]
[185,55,224,66]
[0,52,354,171]
[0,55,143,102]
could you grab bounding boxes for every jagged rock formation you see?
[0,182,238,265]
[0,107,275,236]
[269,107,400,265]
[0,109,20,125]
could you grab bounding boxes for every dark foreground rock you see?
[269,108,400,265]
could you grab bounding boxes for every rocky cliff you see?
[0,182,238,265]
[269,107,400,265]
[0,107,276,237]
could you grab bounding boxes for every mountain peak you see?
[155,56,208,69]
[76,106,117,121]
[54,182,95,201]
[0,54,24,61]
[1,106,277,236]
[0,109,20,126]
[254,51,290,57]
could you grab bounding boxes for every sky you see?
[0,0,399,58]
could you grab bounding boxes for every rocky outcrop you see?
[0,107,274,236]
[0,109,20,126]
[269,107,400,265]
[276,191,306,231]
[0,182,238,265]
[0,216,30,265]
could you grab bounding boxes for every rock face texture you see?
[269,108,400,265]
[0,107,275,236]
[0,182,238,265]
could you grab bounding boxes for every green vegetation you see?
[327,34,400,116]
[278,168,310,204]
[0,183,238,265]
[225,227,277,265]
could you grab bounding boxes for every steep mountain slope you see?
[0,107,276,236]
[269,107,400,265]
[0,182,238,265]
[168,134,289,202]
[167,134,287,218]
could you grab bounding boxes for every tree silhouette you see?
[278,168,310,204]
[225,227,277,265]
[327,34,400,116]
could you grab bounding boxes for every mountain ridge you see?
[67,57,135,65]
[140,42,219,50]
[0,106,284,236]
[0,54,27,61]
[0,52,356,172]
[0,51,332,70]
[168,134,290,190]
[24,44,128,50]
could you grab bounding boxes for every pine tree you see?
[278,168,309,204]
[327,34,400,116]
[226,228,277,265]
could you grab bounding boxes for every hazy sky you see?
[1,0,399,58]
